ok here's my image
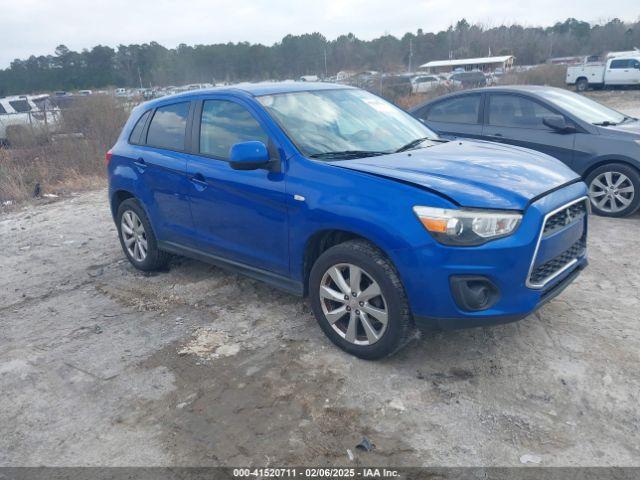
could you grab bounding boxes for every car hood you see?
[331,140,580,210]
[598,119,640,137]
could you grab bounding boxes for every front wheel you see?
[309,240,414,360]
[586,163,640,217]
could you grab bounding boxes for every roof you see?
[407,85,566,112]
[138,81,354,111]
[418,55,514,69]
[176,81,350,98]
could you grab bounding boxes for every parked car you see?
[566,54,640,91]
[410,86,640,217]
[381,74,413,99]
[411,75,443,93]
[448,71,487,88]
[107,83,588,359]
[0,95,59,143]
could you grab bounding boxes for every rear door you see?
[413,93,484,140]
[184,96,289,276]
[606,59,631,85]
[133,101,195,243]
[606,58,640,85]
[482,93,576,165]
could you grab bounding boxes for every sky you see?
[1,0,638,68]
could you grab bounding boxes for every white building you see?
[418,55,515,74]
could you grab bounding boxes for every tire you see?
[116,198,170,271]
[309,239,413,360]
[585,163,640,217]
[576,78,589,92]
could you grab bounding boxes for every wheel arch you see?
[581,157,640,180]
[110,189,136,219]
[302,229,395,297]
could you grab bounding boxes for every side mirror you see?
[229,141,270,170]
[543,115,576,133]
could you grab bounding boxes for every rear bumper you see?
[390,182,589,331]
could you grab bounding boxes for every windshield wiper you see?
[593,120,620,126]
[395,137,442,153]
[308,150,388,160]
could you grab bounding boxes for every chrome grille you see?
[543,200,587,236]
[529,238,586,285]
[526,196,589,289]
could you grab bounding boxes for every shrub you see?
[0,95,129,205]
[500,64,567,88]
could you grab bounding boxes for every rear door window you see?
[129,110,152,145]
[0,104,6,115]
[199,100,269,159]
[146,102,191,151]
[488,94,555,129]
[426,95,481,124]
[610,59,631,69]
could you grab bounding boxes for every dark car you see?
[410,86,640,217]
[449,71,487,88]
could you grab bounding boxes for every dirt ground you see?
[585,89,640,118]
[1,91,640,468]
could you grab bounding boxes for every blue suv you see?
[107,83,589,359]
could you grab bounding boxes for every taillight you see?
[105,150,113,167]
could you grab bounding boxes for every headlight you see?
[413,206,522,246]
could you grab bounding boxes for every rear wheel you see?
[586,163,640,217]
[116,198,170,270]
[576,78,589,92]
[309,240,413,360]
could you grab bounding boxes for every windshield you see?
[257,88,439,158]
[537,89,629,125]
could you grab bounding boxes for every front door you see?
[482,93,576,166]
[185,97,289,276]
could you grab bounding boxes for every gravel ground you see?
[1,91,640,468]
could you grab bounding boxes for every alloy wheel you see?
[121,210,148,262]
[319,263,388,346]
[589,171,635,214]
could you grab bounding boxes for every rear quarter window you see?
[146,102,191,151]
[0,103,6,115]
[128,110,152,145]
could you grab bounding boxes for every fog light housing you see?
[450,276,500,312]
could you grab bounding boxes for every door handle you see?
[134,157,146,167]
[488,133,504,141]
[190,173,208,190]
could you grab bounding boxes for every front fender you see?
[287,156,453,283]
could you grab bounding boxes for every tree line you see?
[0,17,638,96]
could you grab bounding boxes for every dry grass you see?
[0,96,128,206]
[500,64,567,88]
[395,84,463,110]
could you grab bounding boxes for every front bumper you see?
[413,258,587,330]
[391,182,589,331]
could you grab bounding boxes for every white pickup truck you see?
[566,54,640,91]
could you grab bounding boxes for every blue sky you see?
[1,0,638,67]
